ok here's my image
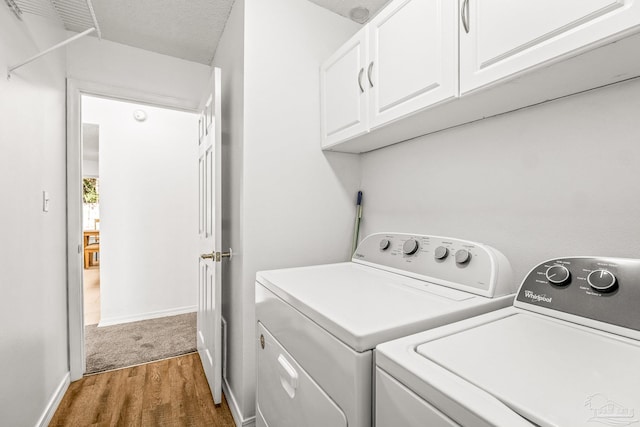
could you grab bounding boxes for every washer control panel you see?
[516,257,640,331]
[352,233,514,297]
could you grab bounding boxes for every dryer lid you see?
[256,262,504,352]
[416,312,640,427]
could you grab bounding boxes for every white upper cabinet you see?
[368,0,458,129]
[321,30,369,148]
[321,0,640,152]
[321,0,456,149]
[460,0,640,94]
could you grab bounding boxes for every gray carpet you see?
[85,312,197,374]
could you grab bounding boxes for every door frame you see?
[66,78,200,381]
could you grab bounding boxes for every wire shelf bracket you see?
[6,0,101,80]
[7,27,94,79]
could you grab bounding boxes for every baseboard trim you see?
[223,376,256,427]
[98,305,197,327]
[36,371,70,427]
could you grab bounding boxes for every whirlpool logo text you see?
[524,290,552,303]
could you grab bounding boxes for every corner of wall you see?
[211,0,248,424]
[36,373,70,427]
[238,0,362,420]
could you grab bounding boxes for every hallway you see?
[84,266,101,326]
[49,353,234,426]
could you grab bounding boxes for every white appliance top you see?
[417,311,640,427]
[376,256,640,427]
[256,233,515,352]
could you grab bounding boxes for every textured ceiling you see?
[21,0,391,66]
[86,0,391,65]
[307,0,391,23]
[90,0,234,65]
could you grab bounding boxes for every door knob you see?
[220,248,233,260]
[200,249,232,262]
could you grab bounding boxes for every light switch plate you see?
[43,191,49,212]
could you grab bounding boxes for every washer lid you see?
[416,312,640,427]
[256,262,506,352]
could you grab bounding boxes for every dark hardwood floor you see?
[50,353,235,426]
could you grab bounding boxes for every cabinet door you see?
[368,0,458,129]
[321,29,369,148]
[460,0,640,94]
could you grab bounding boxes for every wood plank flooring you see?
[50,353,235,427]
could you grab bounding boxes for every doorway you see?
[82,127,101,326]
[67,80,201,379]
[82,181,101,326]
[80,94,199,373]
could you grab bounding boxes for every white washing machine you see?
[255,232,516,427]
[376,256,640,427]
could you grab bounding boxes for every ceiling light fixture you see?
[133,109,147,122]
[349,6,370,24]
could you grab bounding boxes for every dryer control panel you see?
[352,233,514,298]
[515,257,640,332]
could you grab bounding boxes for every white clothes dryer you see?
[255,232,515,427]
[376,256,640,427]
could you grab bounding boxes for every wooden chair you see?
[84,219,100,268]
[84,243,100,268]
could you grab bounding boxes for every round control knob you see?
[434,246,449,260]
[402,239,419,255]
[587,269,617,292]
[545,265,571,285]
[455,249,471,264]
[379,239,391,251]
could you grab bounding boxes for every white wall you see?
[361,77,640,285]
[213,0,362,422]
[82,96,199,325]
[67,36,211,110]
[0,11,69,427]
[83,159,99,177]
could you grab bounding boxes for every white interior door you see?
[197,67,223,404]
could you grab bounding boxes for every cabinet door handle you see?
[367,62,374,88]
[358,68,365,93]
[461,0,470,34]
